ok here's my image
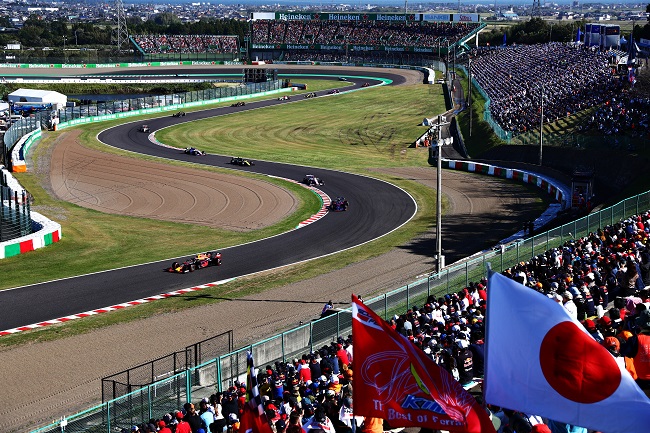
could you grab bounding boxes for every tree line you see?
[0,12,648,52]
[0,15,250,49]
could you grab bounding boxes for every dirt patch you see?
[48,129,298,231]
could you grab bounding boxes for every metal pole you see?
[539,82,543,166]
[468,56,473,137]
[436,118,443,274]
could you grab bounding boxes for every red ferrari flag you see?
[351,295,495,433]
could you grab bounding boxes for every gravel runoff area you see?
[0,68,544,433]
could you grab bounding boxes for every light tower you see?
[112,0,130,54]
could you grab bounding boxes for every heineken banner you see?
[251,11,481,23]
[269,12,421,21]
[251,43,438,53]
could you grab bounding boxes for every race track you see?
[0,75,417,331]
[0,66,546,433]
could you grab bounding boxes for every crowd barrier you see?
[29,184,650,433]
[442,159,568,207]
[455,64,513,143]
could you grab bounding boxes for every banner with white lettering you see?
[351,295,495,433]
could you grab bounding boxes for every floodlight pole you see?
[435,116,453,274]
[539,82,544,166]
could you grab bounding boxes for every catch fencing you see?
[0,181,32,242]
[30,187,650,433]
[455,64,513,143]
[101,331,234,403]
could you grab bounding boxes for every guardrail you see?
[30,184,650,433]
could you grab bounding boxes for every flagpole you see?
[483,264,494,402]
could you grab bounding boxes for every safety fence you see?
[102,331,234,403]
[30,187,650,433]
[455,64,513,143]
[3,80,284,172]
[0,185,31,242]
[1,116,42,167]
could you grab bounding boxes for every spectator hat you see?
[131,426,139,432]
[603,336,620,352]
[598,316,612,327]
[158,420,166,428]
[175,412,184,420]
[637,309,650,329]
[584,319,596,330]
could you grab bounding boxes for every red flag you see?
[351,295,495,433]
[239,352,273,433]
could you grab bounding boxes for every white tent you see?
[8,88,67,110]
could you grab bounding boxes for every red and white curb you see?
[267,177,330,228]
[1,180,330,337]
[0,278,236,337]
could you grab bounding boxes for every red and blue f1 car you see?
[329,197,349,212]
[166,251,222,273]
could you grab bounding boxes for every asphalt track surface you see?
[0,73,418,331]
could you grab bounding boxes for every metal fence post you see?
[309,321,314,354]
[500,247,504,271]
[406,284,410,312]
[384,294,388,321]
[217,356,222,393]
[148,385,152,421]
[531,235,535,258]
[186,369,192,405]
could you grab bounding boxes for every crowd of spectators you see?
[124,208,650,433]
[471,43,624,135]
[133,35,239,54]
[579,94,650,139]
[281,51,427,65]
[251,20,479,47]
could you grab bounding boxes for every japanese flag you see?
[485,271,650,433]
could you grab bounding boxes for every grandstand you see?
[469,43,627,136]
[249,12,484,64]
[130,34,240,62]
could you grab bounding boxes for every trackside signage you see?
[451,13,479,22]
[252,43,435,53]
[423,14,451,22]
[271,12,422,21]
